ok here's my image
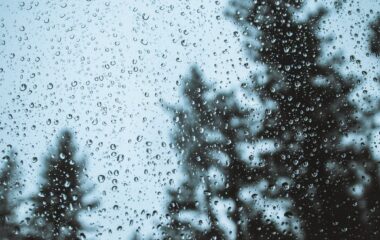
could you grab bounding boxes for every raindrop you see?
[20,83,27,91]
[142,13,149,20]
[98,175,105,183]
[117,154,125,162]
[284,211,293,218]
[282,182,290,190]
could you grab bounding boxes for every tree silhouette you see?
[0,151,21,240]
[361,15,380,239]
[162,68,226,239]
[162,67,293,239]
[228,0,380,239]
[27,130,97,240]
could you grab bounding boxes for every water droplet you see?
[20,83,27,91]
[64,181,71,187]
[284,211,293,218]
[117,154,125,162]
[98,175,105,183]
[282,182,290,190]
[142,13,149,20]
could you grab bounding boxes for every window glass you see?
[0,0,379,239]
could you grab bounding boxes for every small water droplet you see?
[98,175,105,183]
[20,83,27,91]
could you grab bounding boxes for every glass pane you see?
[0,0,379,239]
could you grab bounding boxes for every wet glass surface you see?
[0,0,379,239]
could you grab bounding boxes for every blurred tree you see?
[361,15,380,239]
[162,68,226,240]
[228,0,379,239]
[0,151,21,240]
[27,130,97,240]
[162,67,293,239]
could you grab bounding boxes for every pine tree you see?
[162,68,226,239]
[229,0,379,239]
[27,130,97,240]
[162,67,292,239]
[361,15,380,238]
[0,151,21,240]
